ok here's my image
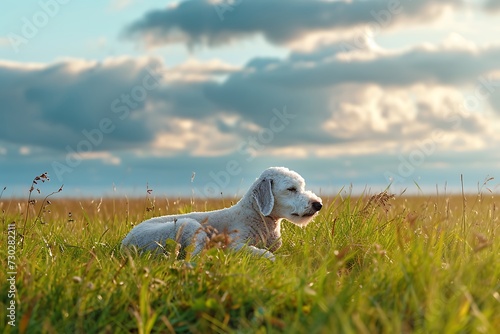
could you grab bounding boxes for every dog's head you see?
[252,167,322,226]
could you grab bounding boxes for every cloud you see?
[242,42,500,88]
[0,57,245,154]
[485,0,500,11]
[202,41,500,151]
[110,0,134,11]
[0,56,264,165]
[124,0,462,48]
[489,75,500,112]
[2,40,500,167]
[0,57,161,152]
[0,37,10,47]
[162,58,241,82]
[322,84,497,152]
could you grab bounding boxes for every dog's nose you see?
[312,201,322,211]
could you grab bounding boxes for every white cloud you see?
[110,0,134,11]
[322,84,500,150]
[0,37,10,47]
[19,146,31,155]
[441,32,479,51]
[162,58,241,82]
[72,151,122,165]
[151,114,261,157]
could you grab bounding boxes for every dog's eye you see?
[287,187,297,192]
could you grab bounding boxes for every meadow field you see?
[1,179,499,333]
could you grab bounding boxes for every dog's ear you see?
[252,178,274,216]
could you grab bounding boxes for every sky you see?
[1,0,500,198]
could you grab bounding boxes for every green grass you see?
[1,186,499,333]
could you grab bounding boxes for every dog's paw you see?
[251,247,275,262]
[261,251,276,262]
[232,243,276,261]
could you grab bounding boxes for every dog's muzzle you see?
[292,201,323,217]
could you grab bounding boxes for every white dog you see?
[121,167,322,260]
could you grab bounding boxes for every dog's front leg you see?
[231,243,276,261]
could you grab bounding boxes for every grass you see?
[1,178,499,333]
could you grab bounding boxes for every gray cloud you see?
[203,43,500,148]
[485,0,500,11]
[0,58,243,153]
[490,89,500,112]
[246,45,500,88]
[2,41,499,158]
[124,0,462,47]
[0,59,163,151]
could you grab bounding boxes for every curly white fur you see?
[121,167,322,261]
